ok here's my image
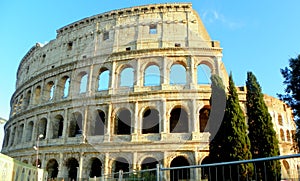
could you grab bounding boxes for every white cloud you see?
[202,10,244,30]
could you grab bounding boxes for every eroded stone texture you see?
[2,3,297,180]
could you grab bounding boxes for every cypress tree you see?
[246,71,281,180]
[209,73,253,180]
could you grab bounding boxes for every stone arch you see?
[141,157,159,170]
[119,66,134,87]
[66,157,79,181]
[280,129,285,141]
[33,158,42,168]
[60,76,70,98]
[25,121,34,142]
[170,156,190,180]
[4,127,10,147]
[79,72,88,93]
[114,108,131,135]
[169,106,189,133]
[112,157,130,175]
[98,67,110,91]
[201,156,210,179]
[286,130,291,141]
[197,63,212,84]
[17,123,24,143]
[142,107,160,134]
[37,118,47,139]
[24,89,31,109]
[93,109,105,135]
[282,160,290,176]
[46,159,59,179]
[88,157,102,178]
[34,85,41,105]
[199,105,210,132]
[278,113,283,126]
[45,81,55,101]
[69,112,83,137]
[52,115,64,139]
[144,64,160,86]
[170,64,187,85]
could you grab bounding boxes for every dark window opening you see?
[94,110,105,135]
[69,112,83,137]
[126,47,131,51]
[66,158,79,181]
[149,24,157,34]
[89,158,102,178]
[175,43,181,47]
[170,156,190,180]
[46,159,59,179]
[114,158,129,178]
[67,42,73,50]
[170,107,188,133]
[38,118,47,139]
[115,109,131,135]
[199,107,210,132]
[103,32,109,41]
[142,109,159,134]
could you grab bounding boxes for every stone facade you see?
[1,3,298,180]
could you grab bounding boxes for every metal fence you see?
[93,153,300,181]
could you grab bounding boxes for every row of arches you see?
[26,155,196,180]
[279,128,293,142]
[12,62,212,116]
[3,106,210,148]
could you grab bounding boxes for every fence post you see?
[156,164,160,181]
[118,170,123,181]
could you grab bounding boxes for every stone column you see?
[83,106,88,143]
[131,101,139,141]
[189,56,197,89]
[57,153,66,181]
[104,153,110,176]
[62,108,69,140]
[161,57,169,90]
[78,152,85,180]
[191,99,200,140]
[45,112,51,139]
[160,99,168,140]
[104,104,112,142]
[109,61,117,94]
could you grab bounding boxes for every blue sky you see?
[1,0,300,121]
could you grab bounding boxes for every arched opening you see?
[199,106,210,132]
[170,107,189,133]
[142,108,159,134]
[141,157,158,179]
[26,121,34,142]
[63,77,70,98]
[4,128,10,147]
[98,69,110,91]
[120,67,134,87]
[80,73,88,93]
[24,90,31,109]
[66,158,79,181]
[115,109,131,135]
[280,129,285,141]
[46,81,55,101]
[170,156,190,180]
[114,158,129,177]
[69,112,83,137]
[34,86,41,104]
[38,118,47,139]
[18,95,23,112]
[170,64,186,85]
[201,157,210,179]
[144,65,160,86]
[94,110,105,135]
[53,115,64,139]
[23,160,28,164]
[17,124,24,143]
[278,114,283,126]
[197,64,212,84]
[89,158,102,178]
[286,130,291,141]
[33,159,42,168]
[11,127,16,146]
[283,160,290,177]
[46,159,59,179]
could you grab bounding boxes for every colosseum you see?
[1,2,299,180]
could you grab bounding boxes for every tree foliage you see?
[278,54,300,150]
[209,73,253,180]
[246,71,281,180]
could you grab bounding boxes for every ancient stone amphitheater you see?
[1,2,298,180]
